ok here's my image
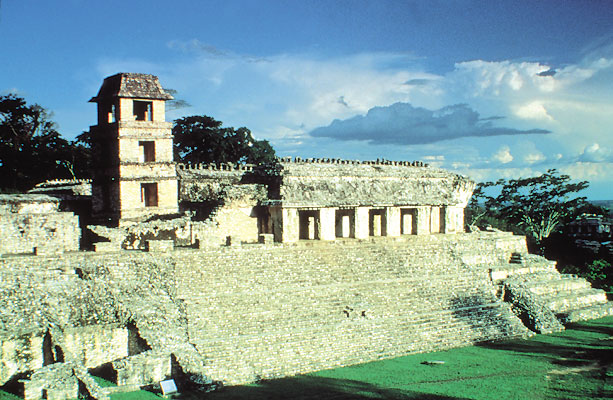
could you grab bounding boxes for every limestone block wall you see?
[177,164,256,203]
[204,202,260,244]
[117,178,179,222]
[0,195,80,255]
[0,334,44,385]
[58,326,128,368]
[0,257,130,385]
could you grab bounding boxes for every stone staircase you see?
[174,238,532,384]
[491,253,613,330]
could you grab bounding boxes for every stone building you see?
[260,159,473,243]
[3,73,613,398]
[89,73,178,226]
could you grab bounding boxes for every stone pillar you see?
[355,207,369,239]
[281,208,299,243]
[430,206,441,233]
[319,208,336,241]
[386,207,401,237]
[415,206,431,235]
[444,206,464,233]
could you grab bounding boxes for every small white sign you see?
[160,379,178,395]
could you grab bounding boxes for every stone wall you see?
[0,195,80,255]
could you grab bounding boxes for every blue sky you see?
[1,0,612,199]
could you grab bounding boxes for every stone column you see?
[386,207,401,237]
[430,206,441,233]
[444,206,464,233]
[281,208,300,243]
[319,208,336,241]
[355,207,369,239]
[415,206,431,235]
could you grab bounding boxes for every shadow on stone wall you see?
[180,375,469,400]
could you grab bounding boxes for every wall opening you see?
[141,183,158,207]
[400,208,417,235]
[109,104,117,123]
[369,209,386,236]
[299,210,320,240]
[139,141,155,162]
[335,209,355,238]
[258,209,272,235]
[133,100,153,121]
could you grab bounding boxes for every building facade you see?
[89,73,178,226]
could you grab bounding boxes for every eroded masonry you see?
[2,73,612,399]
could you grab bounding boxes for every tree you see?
[0,94,86,192]
[172,115,276,165]
[468,169,596,248]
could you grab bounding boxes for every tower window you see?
[139,141,155,162]
[133,101,153,121]
[141,183,158,207]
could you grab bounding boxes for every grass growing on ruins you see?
[1,317,612,400]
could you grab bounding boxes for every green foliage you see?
[0,94,92,192]
[468,169,593,246]
[584,259,613,292]
[173,115,276,165]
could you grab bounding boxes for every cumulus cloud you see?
[309,102,550,145]
[579,143,612,162]
[514,101,554,121]
[492,146,513,164]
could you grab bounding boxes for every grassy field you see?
[2,316,612,399]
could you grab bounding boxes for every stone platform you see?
[1,232,612,398]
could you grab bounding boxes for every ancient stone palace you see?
[1,73,612,399]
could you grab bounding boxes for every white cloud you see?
[492,146,513,164]
[523,152,546,164]
[93,43,613,197]
[579,143,612,163]
[514,101,554,122]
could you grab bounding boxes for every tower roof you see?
[89,73,174,102]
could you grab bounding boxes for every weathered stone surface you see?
[0,195,80,256]
[0,232,531,389]
[113,350,170,386]
[266,161,475,208]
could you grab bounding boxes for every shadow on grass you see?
[476,319,613,366]
[475,318,613,399]
[179,375,470,400]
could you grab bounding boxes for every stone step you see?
[181,291,504,330]
[546,288,608,313]
[490,262,557,282]
[557,301,613,323]
[525,276,592,296]
[188,302,525,342]
[195,309,528,385]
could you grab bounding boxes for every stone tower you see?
[89,73,178,225]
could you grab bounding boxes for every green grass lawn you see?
[2,316,612,399]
